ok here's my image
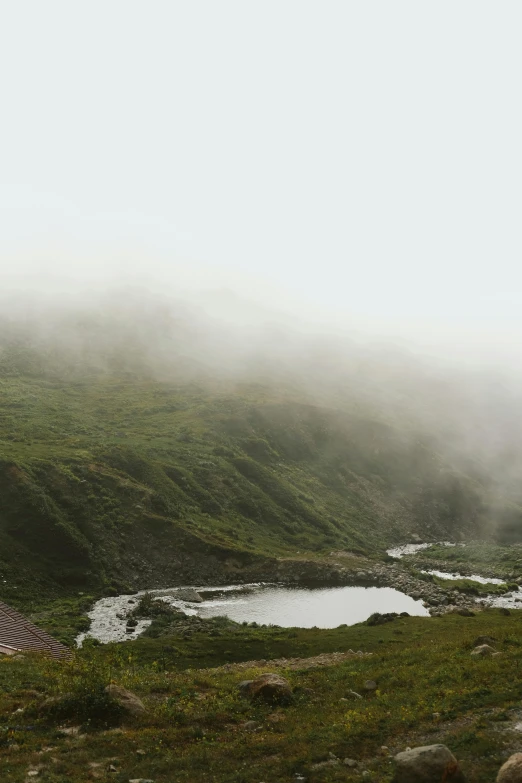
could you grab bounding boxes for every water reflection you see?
[195,584,429,628]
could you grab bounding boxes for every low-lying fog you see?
[2,271,522,507]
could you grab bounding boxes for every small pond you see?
[77,583,429,645]
[193,584,429,628]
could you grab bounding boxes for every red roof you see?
[0,601,70,659]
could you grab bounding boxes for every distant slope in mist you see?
[0,294,521,601]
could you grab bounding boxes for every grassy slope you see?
[1,610,522,782]
[0,341,519,604]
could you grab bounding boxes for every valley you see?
[2,316,522,782]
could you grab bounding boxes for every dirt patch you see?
[210,649,372,673]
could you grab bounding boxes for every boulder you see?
[238,673,293,705]
[471,644,496,657]
[497,753,522,782]
[363,680,377,692]
[105,685,146,715]
[173,589,204,603]
[474,635,496,647]
[394,744,465,782]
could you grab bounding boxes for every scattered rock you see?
[367,612,398,626]
[311,759,339,770]
[474,635,496,646]
[497,753,522,782]
[239,673,293,705]
[172,589,204,603]
[499,608,511,616]
[393,744,465,782]
[363,680,377,692]
[344,758,358,768]
[346,690,363,700]
[241,721,259,731]
[471,644,496,657]
[104,685,146,715]
[129,779,154,783]
[455,608,475,617]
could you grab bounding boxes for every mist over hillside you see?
[2,283,522,476]
[1,282,522,602]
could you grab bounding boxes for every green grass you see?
[1,340,518,604]
[410,542,522,581]
[431,576,511,596]
[0,610,521,782]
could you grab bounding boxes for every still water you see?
[194,584,430,628]
[77,583,430,645]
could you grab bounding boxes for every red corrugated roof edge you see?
[0,601,71,659]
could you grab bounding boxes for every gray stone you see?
[496,753,522,782]
[394,744,465,782]
[363,680,377,691]
[474,635,496,647]
[172,588,204,603]
[471,644,496,657]
[238,673,293,705]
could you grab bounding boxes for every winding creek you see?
[77,542,522,646]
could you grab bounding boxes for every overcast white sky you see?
[1,1,521,358]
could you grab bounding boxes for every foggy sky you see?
[1,1,522,362]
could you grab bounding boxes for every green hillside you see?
[1,331,518,604]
